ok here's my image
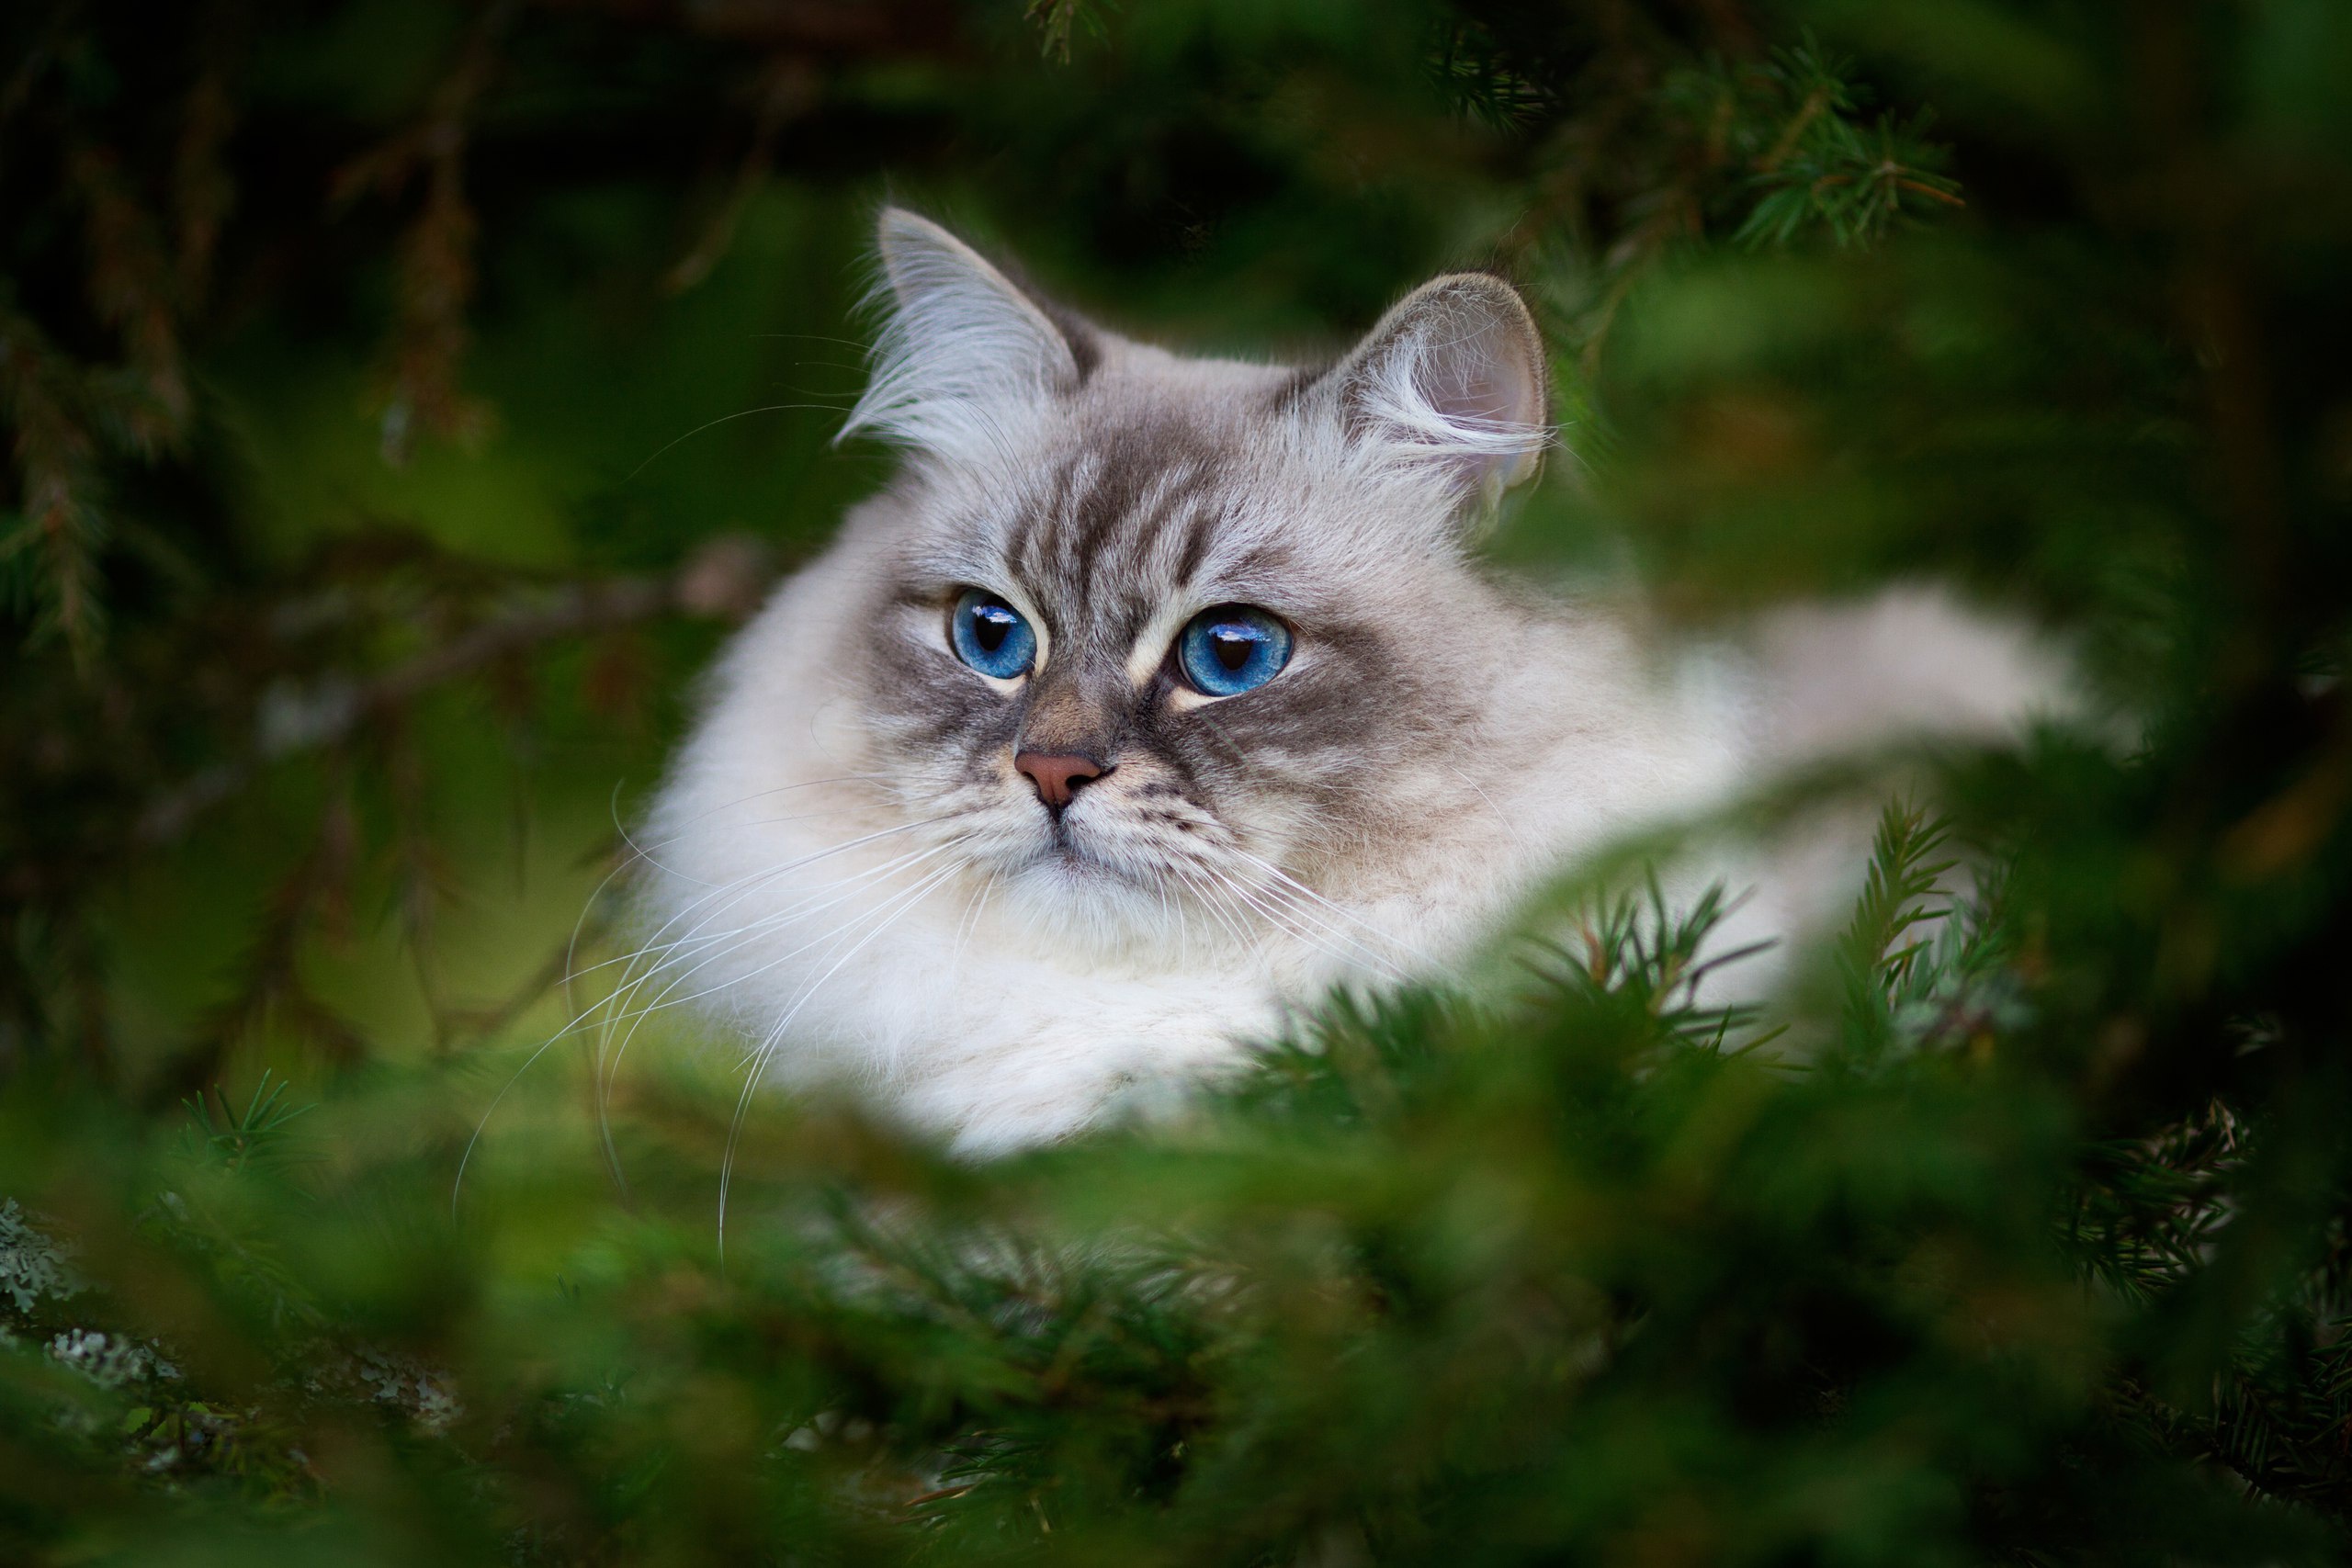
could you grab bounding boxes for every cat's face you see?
[828,211,1551,957]
[852,417,1471,952]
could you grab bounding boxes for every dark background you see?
[5,3,2352,1562]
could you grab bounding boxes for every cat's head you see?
[831,209,1552,961]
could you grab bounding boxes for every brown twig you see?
[0,304,106,663]
[664,56,820,293]
[1755,85,1827,175]
[134,536,776,846]
[332,0,523,462]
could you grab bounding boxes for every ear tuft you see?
[1331,274,1551,502]
[841,208,1086,458]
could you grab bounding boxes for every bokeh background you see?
[6,2,2352,1562]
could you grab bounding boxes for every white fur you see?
[645,552,1757,1153]
[840,210,1074,463]
[636,211,2068,1156]
[1338,276,1552,498]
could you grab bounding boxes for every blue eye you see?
[1177,604,1292,697]
[950,589,1036,679]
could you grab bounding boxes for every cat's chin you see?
[989,843,1211,965]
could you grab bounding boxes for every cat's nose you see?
[1014,750,1109,811]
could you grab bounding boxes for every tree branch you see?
[134,535,774,846]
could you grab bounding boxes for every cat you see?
[637,208,2061,1155]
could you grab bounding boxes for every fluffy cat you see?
[639,209,2056,1154]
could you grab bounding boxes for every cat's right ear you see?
[840,208,1091,459]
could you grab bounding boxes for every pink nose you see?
[1014,751,1107,809]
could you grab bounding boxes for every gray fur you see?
[638,209,2064,1152]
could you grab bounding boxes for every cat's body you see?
[641,210,2055,1153]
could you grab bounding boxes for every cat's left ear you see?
[1325,273,1551,503]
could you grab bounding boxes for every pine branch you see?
[329,0,522,463]
[0,303,108,664]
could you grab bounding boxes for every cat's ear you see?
[1324,273,1551,502]
[841,207,1093,457]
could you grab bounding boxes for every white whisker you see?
[1203,866,1381,980]
[460,812,962,1214]
[1227,848,1439,970]
[944,866,1000,1000]
[1173,864,1267,966]
[717,858,968,1265]
[1239,874,1414,982]
[582,814,958,987]
[593,840,969,1125]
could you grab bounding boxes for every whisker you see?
[593,840,968,1125]
[1227,848,1440,970]
[728,859,967,1083]
[1447,763,1529,858]
[578,852,832,999]
[944,866,1000,1000]
[578,841,946,1157]
[467,851,929,1217]
[616,788,929,888]
[1239,875,1415,983]
[594,841,960,1058]
[464,815,957,1213]
[717,858,967,1266]
[1203,866,1381,980]
[452,1020,582,1220]
[578,815,959,989]
[622,402,851,485]
[598,834,950,1002]
[1150,874,1180,968]
[1173,864,1265,964]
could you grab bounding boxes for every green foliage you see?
[4,0,2352,1562]
[1706,37,1965,251]
[1024,0,1113,63]
[181,1071,311,1172]
[0,856,2342,1562]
